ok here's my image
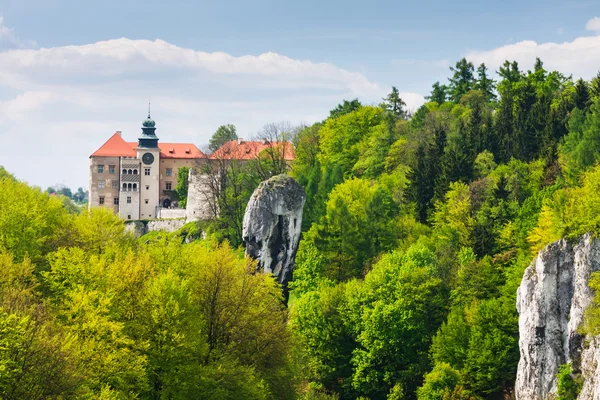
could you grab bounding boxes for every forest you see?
[2,57,600,399]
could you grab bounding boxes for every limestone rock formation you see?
[516,233,600,399]
[242,174,305,301]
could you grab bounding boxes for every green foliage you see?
[0,176,71,265]
[345,245,445,398]
[209,124,238,152]
[417,363,461,400]
[308,178,400,281]
[382,86,407,119]
[448,58,475,103]
[329,99,362,119]
[6,56,600,400]
[556,364,582,400]
[559,100,600,183]
[176,166,190,207]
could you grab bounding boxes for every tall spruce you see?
[475,63,497,102]
[382,86,407,119]
[427,81,448,104]
[448,58,475,103]
[574,78,591,111]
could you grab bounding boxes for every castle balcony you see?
[121,174,140,183]
[121,163,140,169]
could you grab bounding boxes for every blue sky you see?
[1,0,600,188]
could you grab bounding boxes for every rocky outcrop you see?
[242,174,305,301]
[516,233,600,399]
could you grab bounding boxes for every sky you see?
[1,0,600,189]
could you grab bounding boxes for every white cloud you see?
[586,17,600,32]
[0,16,36,49]
[0,37,425,189]
[466,34,600,79]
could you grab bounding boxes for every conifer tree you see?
[427,81,448,104]
[574,78,591,111]
[448,58,475,103]
[382,86,407,119]
[475,63,497,102]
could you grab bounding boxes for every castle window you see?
[99,196,105,205]
[127,196,132,204]
[122,183,127,190]
[113,197,119,205]
[133,169,138,175]
[122,169,127,174]
[133,183,137,191]
[166,168,172,177]
[145,199,149,204]
[127,183,132,191]
[165,182,172,190]
[98,180,105,189]
[128,215,131,220]
[128,169,133,174]
[109,165,115,174]
[112,181,118,189]
[97,165,104,174]
[146,185,149,190]
[145,168,150,176]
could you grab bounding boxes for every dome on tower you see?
[142,115,156,128]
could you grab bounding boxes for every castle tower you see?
[137,111,161,218]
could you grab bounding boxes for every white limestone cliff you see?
[242,174,305,301]
[516,233,600,399]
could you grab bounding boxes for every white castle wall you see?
[186,168,217,221]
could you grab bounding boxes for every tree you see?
[291,283,357,397]
[209,124,238,153]
[448,58,475,102]
[475,63,497,102]
[427,82,448,104]
[329,99,362,119]
[574,78,591,111]
[382,86,407,119]
[345,245,445,398]
[591,71,600,99]
[309,178,399,281]
[176,166,190,207]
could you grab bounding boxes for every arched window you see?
[122,183,127,189]
[127,183,132,191]
[128,169,133,175]
[122,169,127,174]
[133,169,138,175]
[133,183,137,191]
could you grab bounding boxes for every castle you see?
[89,112,295,220]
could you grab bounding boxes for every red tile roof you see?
[90,132,137,157]
[90,135,294,162]
[126,142,205,159]
[210,140,295,161]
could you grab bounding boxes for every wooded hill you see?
[2,57,600,399]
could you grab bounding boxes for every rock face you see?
[516,233,600,399]
[242,174,305,301]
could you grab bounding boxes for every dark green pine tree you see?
[498,60,521,84]
[574,78,591,111]
[494,89,515,164]
[329,99,362,119]
[426,81,448,104]
[591,71,600,99]
[382,86,407,119]
[512,78,538,161]
[448,58,475,103]
[301,163,322,231]
[475,63,497,102]
[410,144,434,223]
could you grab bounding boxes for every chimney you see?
[116,131,122,137]
[237,137,244,144]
